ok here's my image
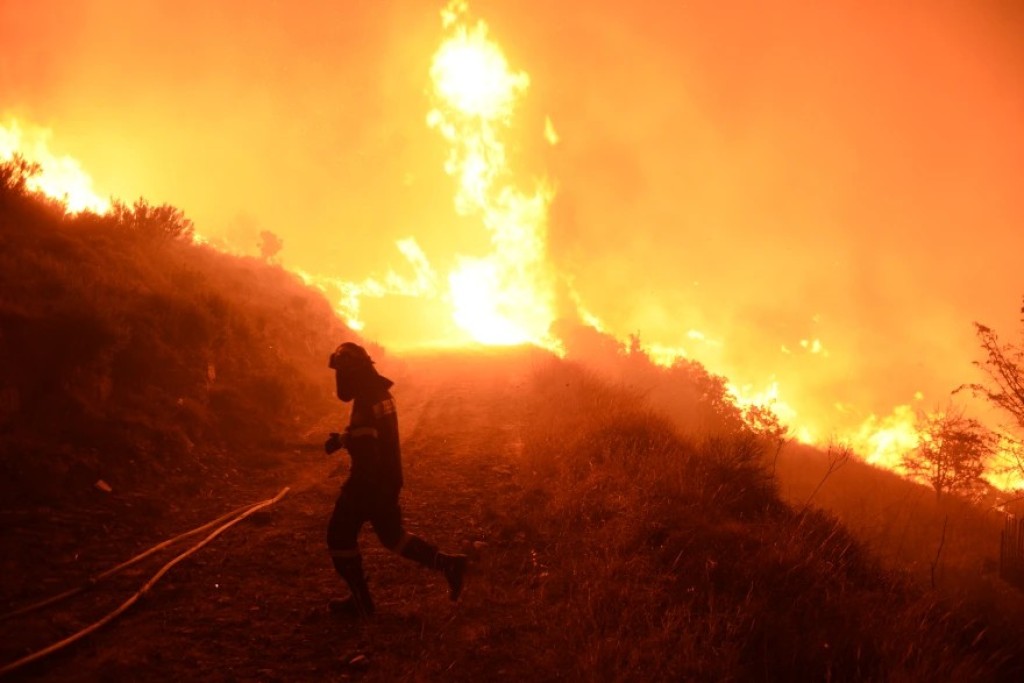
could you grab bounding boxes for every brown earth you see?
[1,354,546,682]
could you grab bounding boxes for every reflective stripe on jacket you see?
[346,383,402,491]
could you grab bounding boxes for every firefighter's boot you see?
[395,536,468,601]
[330,555,375,618]
[436,553,468,601]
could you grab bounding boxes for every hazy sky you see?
[3,0,1023,439]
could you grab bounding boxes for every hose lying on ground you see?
[0,498,270,622]
[0,486,290,678]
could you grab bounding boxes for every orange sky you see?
[3,0,1023,445]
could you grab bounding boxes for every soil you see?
[0,355,545,682]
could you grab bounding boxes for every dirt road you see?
[2,352,548,681]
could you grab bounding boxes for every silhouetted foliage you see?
[258,230,283,261]
[111,198,195,242]
[902,406,992,501]
[0,155,68,224]
[960,298,1024,479]
[0,154,38,194]
[971,317,1024,433]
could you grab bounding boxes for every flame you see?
[544,117,560,146]
[845,404,921,472]
[298,237,440,332]
[984,431,1024,492]
[311,1,560,352]
[727,380,812,441]
[645,344,688,368]
[428,1,559,350]
[842,406,1024,493]
[0,119,110,214]
[430,13,526,122]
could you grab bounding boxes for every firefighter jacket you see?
[344,376,403,494]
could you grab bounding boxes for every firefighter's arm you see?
[344,425,380,457]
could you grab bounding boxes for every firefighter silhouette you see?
[324,342,467,617]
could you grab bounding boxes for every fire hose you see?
[0,486,290,678]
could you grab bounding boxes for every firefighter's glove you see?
[324,432,345,455]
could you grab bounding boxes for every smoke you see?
[507,0,1024,433]
[3,0,1023,440]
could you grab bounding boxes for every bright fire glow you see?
[428,1,559,350]
[314,0,560,352]
[728,381,802,431]
[846,404,921,472]
[431,18,526,121]
[989,434,1024,492]
[0,119,110,214]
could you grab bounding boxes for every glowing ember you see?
[0,119,110,214]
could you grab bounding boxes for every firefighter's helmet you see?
[329,342,374,370]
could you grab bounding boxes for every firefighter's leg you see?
[326,492,374,616]
[371,498,468,601]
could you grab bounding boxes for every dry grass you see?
[483,360,1024,681]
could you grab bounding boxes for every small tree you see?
[741,402,790,477]
[960,297,1024,481]
[902,406,992,500]
[258,230,283,261]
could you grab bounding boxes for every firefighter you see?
[323,342,467,617]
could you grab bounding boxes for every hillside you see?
[3,162,1024,681]
[0,157,362,507]
[3,353,1023,680]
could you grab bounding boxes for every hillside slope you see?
[3,352,1023,681]
[0,158,360,506]
[3,159,1023,680]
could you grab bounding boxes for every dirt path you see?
[2,354,544,682]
